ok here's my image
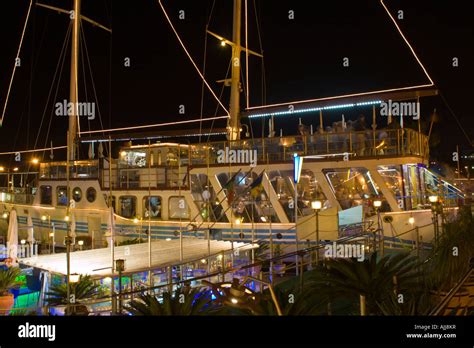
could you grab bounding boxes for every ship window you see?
[72,187,82,202]
[169,196,189,220]
[119,196,136,218]
[377,166,403,209]
[56,186,68,206]
[120,150,147,167]
[143,196,162,219]
[86,187,97,203]
[324,167,381,214]
[40,185,52,205]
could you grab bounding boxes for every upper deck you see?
[35,128,428,187]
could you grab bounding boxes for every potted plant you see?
[46,275,103,316]
[0,267,22,315]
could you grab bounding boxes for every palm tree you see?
[311,252,425,315]
[126,287,213,316]
[46,275,102,315]
[427,206,474,290]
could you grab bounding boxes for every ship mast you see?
[227,0,242,141]
[68,0,81,161]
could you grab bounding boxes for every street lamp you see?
[311,200,322,265]
[429,195,442,244]
[115,259,125,314]
[373,200,383,255]
[69,273,80,283]
[78,240,84,251]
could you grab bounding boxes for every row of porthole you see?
[71,187,96,203]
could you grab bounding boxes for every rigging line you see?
[0,0,33,126]
[80,116,229,135]
[81,22,106,136]
[0,146,67,156]
[79,25,90,134]
[206,57,233,143]
[439,91,473,147]
[199,0,216,144]
[245,0,249,110]
[157,0,229,117]
[199,29,208,144]
[33,22,72,154]
[41,24,72,163]
[380,0,435,86]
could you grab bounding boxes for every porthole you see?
[86,187,97,203]
[72,187,82,202]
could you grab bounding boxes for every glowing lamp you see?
[69,273,80,283]
[428,195,438,203]
[373,200,382,208]
[311,200,322,210]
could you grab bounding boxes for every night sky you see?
[0,0,472,165]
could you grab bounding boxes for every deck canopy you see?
[243,86,439,119]
[20,238,257,278]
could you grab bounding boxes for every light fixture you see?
[120,151,127,157]
[20,239,26,245]
[235,218,241,225]
[428,195,438,203]
[69,273,80,283]
[13,167,18,172]
[31,158,39,165]
[311,200,322,210]
[133,217,139,224]
[64,215,70,222]
[200,259,207,264]
[230,298,238,304]
[217,254,223,260]
[0,166,4,172]
[408,217,415,225]
[78,240,84,246]
[49,232,54,237]
[165,238,171,241]
[373,200,382,208]
[247,100,382,119]
[220,40,226,47]
[41,215,47,221]
[2,212,8,219]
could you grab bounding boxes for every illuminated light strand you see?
[80,131,227,143]
[157,0,229,117]
[1,0,33,126]
[248,100,382,119]
[246,84,433,111]
[0,146,67,156]
[380,0,435,86]
[79,116,229,135]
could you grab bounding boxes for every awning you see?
[20,238,257,278]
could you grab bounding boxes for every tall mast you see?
[68,0,81,161]
[227,0,242,141]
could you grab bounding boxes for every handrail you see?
[429,267,474,316]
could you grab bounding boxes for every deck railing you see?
[190,128,429,165]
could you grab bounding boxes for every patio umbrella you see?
[7,210,18,262]
[26,215,35,243]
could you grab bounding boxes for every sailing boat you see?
[0,0,464,265]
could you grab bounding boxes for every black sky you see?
[0,0,472,164]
